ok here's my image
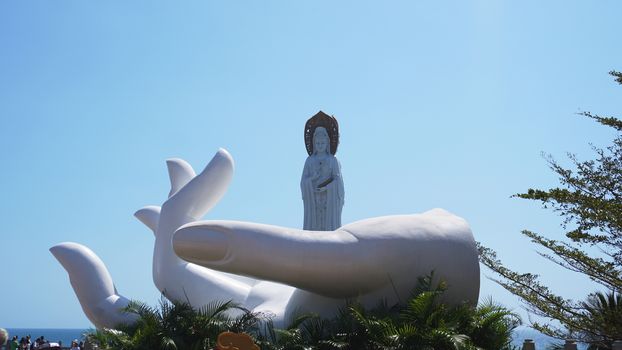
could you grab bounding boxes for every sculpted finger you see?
[134,205,161,235]
[166,158,196,198]
[50,242,138,328]
[172,221,392,298]
[173,210,481,304]
[162,148,234,221]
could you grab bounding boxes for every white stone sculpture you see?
[301,112,344,231]
[301,124,344,231]
[51,148,480,330]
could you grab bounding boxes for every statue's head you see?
[304,111,339,156]
[313,127,330,155]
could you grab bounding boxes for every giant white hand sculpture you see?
[51,149,480,329]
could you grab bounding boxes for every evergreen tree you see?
[479,71,622,349]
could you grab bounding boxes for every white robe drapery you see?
[301,155,344,231]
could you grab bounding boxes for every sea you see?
[4,326,587,349]
[512,326,588,349]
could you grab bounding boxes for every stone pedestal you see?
[563,340,577,350]
[522,339,535,350]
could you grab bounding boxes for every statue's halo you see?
[304,111,339,155]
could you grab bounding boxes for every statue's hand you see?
[315,186,327,192]
[171,209,479,302]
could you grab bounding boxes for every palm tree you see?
[387,275,476,350]
[580,291,622,350]
[86,275,521,350]
[86,297,264,350]
[262,273,520,350]
[461,297,521,350]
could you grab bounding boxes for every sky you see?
[0,1,621,328]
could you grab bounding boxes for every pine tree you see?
[479,71,622,349]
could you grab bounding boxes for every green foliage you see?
[257,273,520,350]
[478,71,622,347]
[86,275,520,350]
[610,70,622,86]
[86,297,263,350]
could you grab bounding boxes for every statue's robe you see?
[301,155,344,231]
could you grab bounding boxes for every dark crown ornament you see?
[304,111,340,155]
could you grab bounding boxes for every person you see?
[0,329,7,350]
[70,340,80,350]
[301,126,344,230]
[10,336,17,350]
[36,336,46,349]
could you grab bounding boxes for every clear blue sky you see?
[1,1,620,328]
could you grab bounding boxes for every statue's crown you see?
[304,111,340,155]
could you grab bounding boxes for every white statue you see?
[301,117,344,231]
[51,148,480,330]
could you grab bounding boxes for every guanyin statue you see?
[301,112,345,231]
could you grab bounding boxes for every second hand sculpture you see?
[50,117,480,330]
